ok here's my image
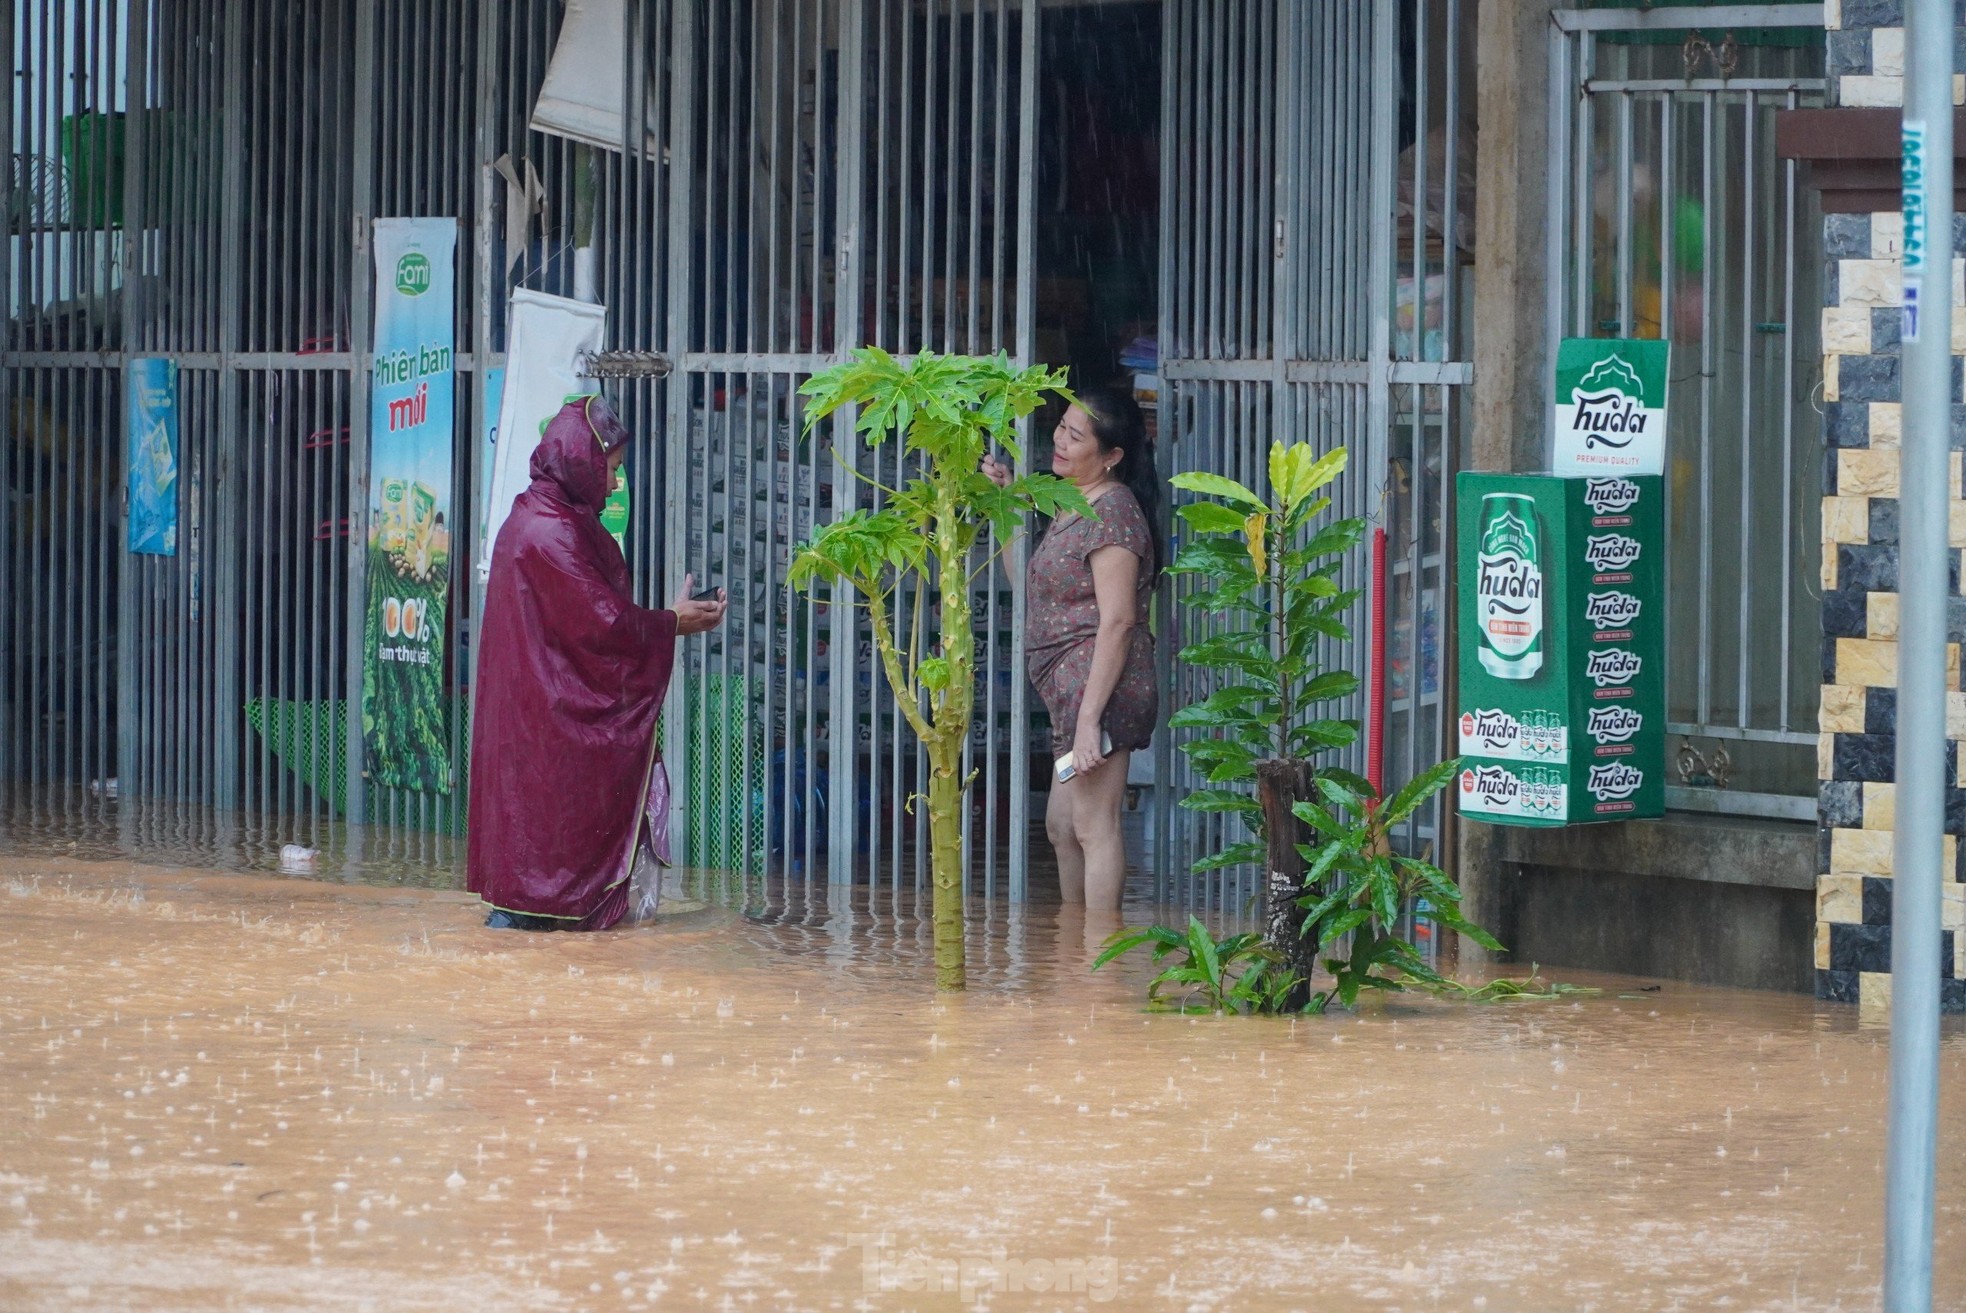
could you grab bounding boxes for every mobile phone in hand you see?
[691,586,721,603]
[1054,731,1113,782]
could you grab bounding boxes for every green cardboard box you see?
[1455,472,1666,826]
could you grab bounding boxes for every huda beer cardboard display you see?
[1550,338,1669,477]
[1455,472,1666,826]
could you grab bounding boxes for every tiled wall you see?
[1816,1,1966,1009]
[1825,0,1966,107]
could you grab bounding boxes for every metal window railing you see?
[1549,6,1826,822]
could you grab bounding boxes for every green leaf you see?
[1169,538,1257,579]
[1372,869,1401,929]
[1180,738,1259,780]
[1321,907,1373,946]
[1176,502,1251,535]
[1268,442,1346,513]
[1300,671,1362,704]
[1299,445,1348,495]
[1169,701,1269,731]
[1191,840,1265,874]
[1299,516,1367,560]
[1381,756,1462,827]
[1187,917,1224,990]
[1295,875,1352,928]
[1091,925,1184,971]
[1287,719,1359,754]
[1318,767,1376,800]
[1290,798,1352,840]
[1180,789,1264,818]
[1268,442,1309,512]
[1179,631,1277,672]
[918,657,952,690]
[1169,471,1267,511]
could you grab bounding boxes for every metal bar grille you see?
[4,0,1476,911]
[1155,0,1471,920]
[655,0,1038,902]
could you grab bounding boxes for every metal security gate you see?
[1154,0,1475,913]
[658,0,1041,900]
[1549,6,1824,820]
[3,0,581,857]
[7,0,1470,913]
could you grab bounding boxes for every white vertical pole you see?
[1885,1,1953,1307]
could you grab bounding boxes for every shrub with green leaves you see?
[790,348,1085,991]
[1291,763,1501,1010]
[1165,441,1369,873]
[1097,439,1503,1012]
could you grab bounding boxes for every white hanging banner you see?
[530,0,662,155]
[479,289,608,582]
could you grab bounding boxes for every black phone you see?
[691,586,721,603]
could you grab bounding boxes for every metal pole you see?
[830,0,867,884]
[1885,0,1953,1306]
[1361,0,1395,781]
[345,0,378,827]
[213,0,245,813]
[0,0,14,786]
[1008,0,1038,904]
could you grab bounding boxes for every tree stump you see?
[1255,758,1318,1003]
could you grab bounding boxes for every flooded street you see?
[2,854,1964,1311]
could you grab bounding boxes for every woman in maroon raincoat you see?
[468,395,725,931]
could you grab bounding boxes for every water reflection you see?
[0,784,467,890]
[0,784,1238,991]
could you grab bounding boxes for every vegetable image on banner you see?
[362,218,458,794]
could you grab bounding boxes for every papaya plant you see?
[789,348,1086,991]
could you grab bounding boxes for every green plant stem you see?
[863,589,930,741]
[927,485,975,991]
[1271,523,1290,761]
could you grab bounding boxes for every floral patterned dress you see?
[1025,487,1159,757]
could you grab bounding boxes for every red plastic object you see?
[1367,524,1388,799]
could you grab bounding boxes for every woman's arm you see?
[1072,543,1141,775]
[980,452,1021,590]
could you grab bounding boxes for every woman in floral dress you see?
[983,387,1163,911]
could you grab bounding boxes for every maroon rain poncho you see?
[467,397,677,929]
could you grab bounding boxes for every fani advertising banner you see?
[1455,471,1666,827]
[1550,338,1669,477]
[362,218,457,794]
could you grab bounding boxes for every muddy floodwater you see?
[2,855,1964,1311]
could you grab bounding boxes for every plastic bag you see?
[626,761,672,923]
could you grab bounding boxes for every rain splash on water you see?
[2,792,1964,1309]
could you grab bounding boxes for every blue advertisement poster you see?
[361,217,458,794]
[126,357,178,556]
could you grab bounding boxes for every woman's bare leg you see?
[1047,776,1087,903]
[1071,749,1131,913]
